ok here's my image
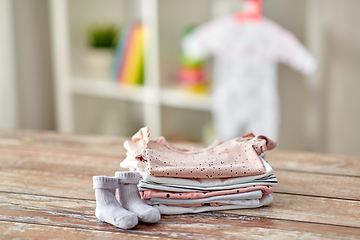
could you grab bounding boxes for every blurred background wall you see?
[0,0,359,156]
[12,0,55,130]
[322,0,360,156]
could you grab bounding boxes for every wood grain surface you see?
[0,130,359,239]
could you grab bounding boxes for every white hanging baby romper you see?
[182,14,317,141]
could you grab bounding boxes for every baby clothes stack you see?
[121,127,278,215]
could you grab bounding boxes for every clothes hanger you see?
[234,0,262,23]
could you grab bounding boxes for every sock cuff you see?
[93,176,119,189]
[115,171,141,184]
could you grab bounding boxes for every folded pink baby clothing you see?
[144,190,263,206]
[122,126,277,215]
[124,127,276,179]
[161,202,231,207]
[140,185,273,200]
[160,202,240,207]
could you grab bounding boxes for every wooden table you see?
[0,130,359,239]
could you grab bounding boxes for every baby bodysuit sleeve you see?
[181,17,227,59]
[123,126,150,161]
[274,27,317,75]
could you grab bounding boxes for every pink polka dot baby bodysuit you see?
[124,126,276,179]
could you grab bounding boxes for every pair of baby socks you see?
[93,171,161,229]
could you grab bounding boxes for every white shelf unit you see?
[49,0,212,139]
[49,0,326,151]
[72,78,211,111]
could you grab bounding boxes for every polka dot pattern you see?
[140,185,274,200]
[161,202,231,207]
[124,128,276,179]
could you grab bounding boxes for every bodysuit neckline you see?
[156,137,223,155]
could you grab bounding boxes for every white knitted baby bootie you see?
[115,171,161,223]
[93,176,138,229]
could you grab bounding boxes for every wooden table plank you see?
[0,168,96,200]
[274,170,360,200]
[224,193,360,228]
[3,221,359,240]
[1,189,360,229]
[1,193,360,239]
[0,148,124,176]
[0,129,127,157]
[268,151,360,177]
[0,222,169,240]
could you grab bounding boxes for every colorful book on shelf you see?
[113,22,136,83]
[112,21,145,85]
[120,22,144,85]
[117,22,136,84]
[111,23,130,82]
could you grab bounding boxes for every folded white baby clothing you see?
[138,175,277,192]
[153,194,274,215]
